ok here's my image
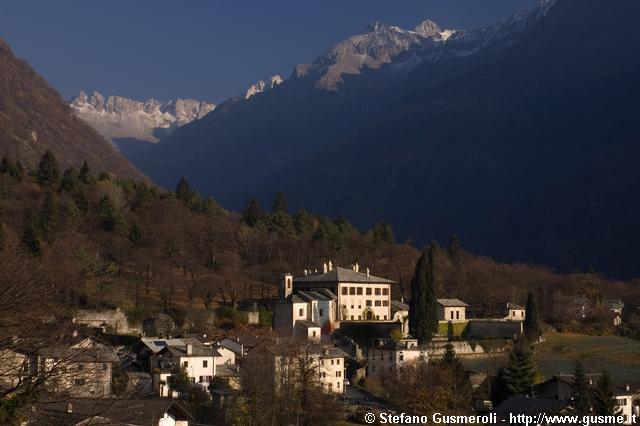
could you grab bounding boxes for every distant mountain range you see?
[69,91,215,143]
[0,39,145,180]
[117,0,640,277]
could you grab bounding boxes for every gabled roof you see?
[293,266,394,284]
[507,303,525,310]
[298,290,336,302]
[28,398,192,425]
[493,395,570,417]
[437,298,469,307]
[391,300,409,312]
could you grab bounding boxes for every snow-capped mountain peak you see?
[69,91,215,143]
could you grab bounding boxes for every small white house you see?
[367,338,427,381]
[505,303,526,321]
[437,299,469,322]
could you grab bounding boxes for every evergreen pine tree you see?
[0,157,9,174]
[502,340,536,396]
[79,161,95,184]
[409,250,428,341]
[12,161,24,181]
[129,223,144,245]
[443,343,456,364]
[175,177,192,201]
[372,221,395,244]
[0,221,5,251]
[424,241,439,340]
[272,192,288,214]
[21,219,41,255]
[524,291,541,342]
[572,361,591,415]
[36,150,60,187]
[98,195,126,233]
[61,167,79,192]
[592,370,621,416]
[38,191,58,243]
[293,209,316,235]
[242,198,265,228]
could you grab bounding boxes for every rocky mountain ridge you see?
[69,91,215,143]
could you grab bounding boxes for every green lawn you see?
[463,333,640,386]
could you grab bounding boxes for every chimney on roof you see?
[323,263,328,273]
[67,403,73,414]
[355,262,359,273]
[626,384,630,392]
[366,268,370,277]
[303,269,308,276]
[328,261,333,271]
[324,348,330,356]
[186,344,193,355]
[400,296,404,303]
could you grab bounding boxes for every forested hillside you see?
[0,39,146,180]
[1,152,638,335]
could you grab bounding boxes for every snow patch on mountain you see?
[245,75,284,99]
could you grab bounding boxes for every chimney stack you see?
[280,273,294,299]
[323,263,328,273]
[355,262,359,273]
[67,403,73,414]
[366,268,370,277]
[186,344,193,355]
[328,261,333,271]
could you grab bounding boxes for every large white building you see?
[274,262,395,340]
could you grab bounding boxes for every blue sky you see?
[0,0,536,103]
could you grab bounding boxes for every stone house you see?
[36,337,119,398]
[366,337,427,382]
[148,338,218,397]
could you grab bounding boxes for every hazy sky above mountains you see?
[0,0,535,103]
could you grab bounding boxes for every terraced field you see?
[463,333,640,385]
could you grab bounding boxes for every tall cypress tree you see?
[524,291,541,342]
[502,340,536,396]
[447,234,461,262]
[572,362,591,415]
[409,250,428,341]
[424,241,439,340]
[36,150,60,187]
[592,370,620,416]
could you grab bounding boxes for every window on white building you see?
[313,331,317,338]
[183,361,189,367]
[357,288,363,295]
[366,300,372,306]
[342,287,348,295]
[450,311,454,320]
[203,360,208,368]
[382,288,389,295]
[366,288,372,295]
[299,308,304,317]
[349,287,356,295]
[375,301,381,306]
[456,311,460,320]
[375,288,381,296]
